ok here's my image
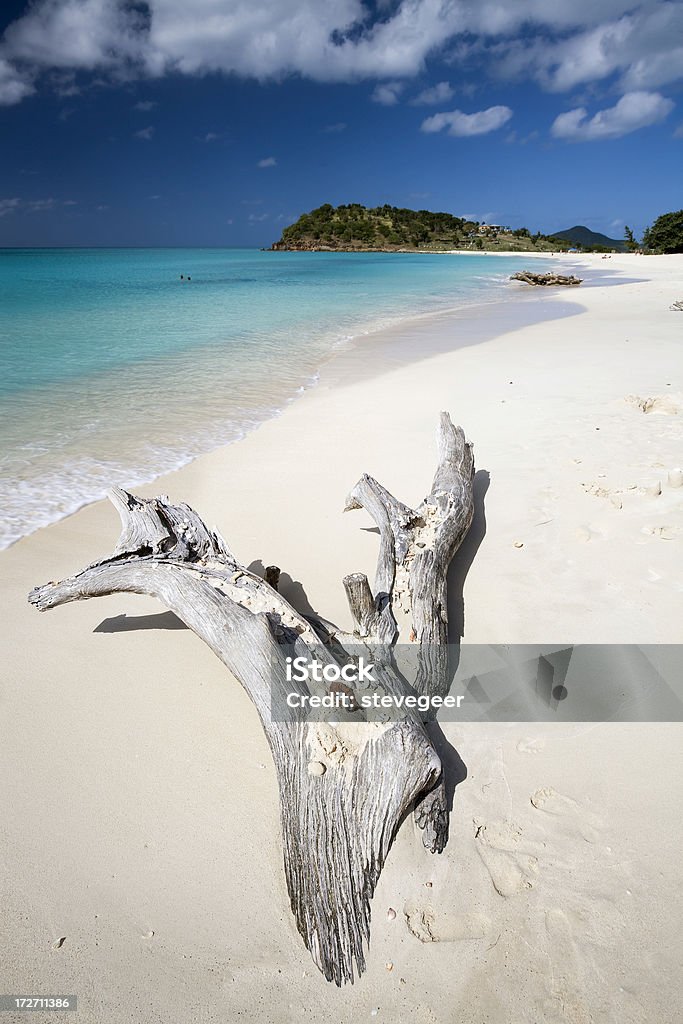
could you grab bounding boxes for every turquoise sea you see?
[0,248,542,548]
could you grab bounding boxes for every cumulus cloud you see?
[495,3,683,93]
[551,90,674,141]
[0,57,34,105]
[134,125,155,139]
[421,104,513,137]
[2,0,146,72]
[410,80,454,105]
[321,121,347,133]
[257,156,277,167]
[134,99,157,111]
[371,81,404,105]
[0,0,680,106]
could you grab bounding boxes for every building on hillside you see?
[478,223,507,234]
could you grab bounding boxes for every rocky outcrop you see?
[511,271,582,286]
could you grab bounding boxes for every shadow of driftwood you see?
[94,610,187,633]
[447,468,490,644]
[247,559,325,622]
[430,724,468,809]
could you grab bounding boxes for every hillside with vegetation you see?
[270,204,571,252]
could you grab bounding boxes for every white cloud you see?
[0,0,680,104]
[134,125,155,139]
[495,3,683,93]
[0,197,21,216]
[371,81,404,105]
[322,121,347,133]
[421,104,513,137]
[248,211,269,221]
[202,131,219,141]
[674,123,683,139]
[0,57,34,105]
[410,80,453,105]
[257,156,277,167]
[134,99,157,111]
[0,197,57,214]
[2,0,146,72]
[551,90,674,141]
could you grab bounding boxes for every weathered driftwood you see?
[511,271,582,286]
[670,300,683,311]
[28,413,474,985]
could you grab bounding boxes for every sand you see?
[1,253,681,1023]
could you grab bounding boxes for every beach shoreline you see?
[0,247,562,552]
[0,249,601,553]
[2,252,682,1023]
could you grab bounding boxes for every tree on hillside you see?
[642,210,683,253]
[624,225,639,251]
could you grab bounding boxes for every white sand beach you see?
[1,253,682,1023]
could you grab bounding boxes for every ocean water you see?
[0,247,541,548]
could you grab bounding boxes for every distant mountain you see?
[550,225,628,252]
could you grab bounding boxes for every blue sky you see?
[0,0,681,247]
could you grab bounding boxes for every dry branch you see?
[29,413,475,984]
[511,271,582,286]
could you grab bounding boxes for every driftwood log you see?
[28,413,474,985]
[511,271,582,286]
[670,300,683,311]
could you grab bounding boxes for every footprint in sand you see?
[540,907,593,1024]
[530,786,605,844]
[403,902,491,943]
[517,737,546,755]
[575,523,606,542]
[474,820,539,898]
